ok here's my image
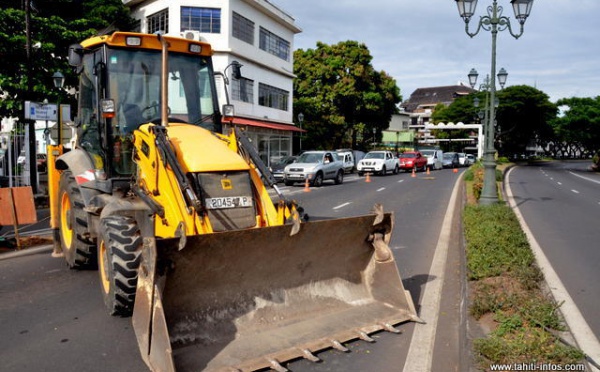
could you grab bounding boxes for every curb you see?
[0,244,54,261]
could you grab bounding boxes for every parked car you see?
[442,152,460,168]
[465,154,476,166]
[398,151,428,172]
[283,151,344,187]
[336,150,355,174]
[37,153,48,172]
[420,149,443,170]
[356,150,398,176]
[270,156,297,182]
[457,152,467,167]
[16,150,26,166]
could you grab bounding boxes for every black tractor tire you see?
[58,170,96,269]
[97,216,143,316]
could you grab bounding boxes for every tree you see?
[0,0,134,122]
[293,41,401,150]
[550,97,600,158]
[430,85,556,157]
[495,85,556,157]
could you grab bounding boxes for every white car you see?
[458,152,467,167]
[420,149,443,170]
[465,154,476,165]
[356,150,398,176]
[283,151,344,187]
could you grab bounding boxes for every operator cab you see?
[68,33,224,178]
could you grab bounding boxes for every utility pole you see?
[25,0,38,194]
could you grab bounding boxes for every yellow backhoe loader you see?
[47,31,419,371]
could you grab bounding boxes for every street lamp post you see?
[455,0,534,205]
[52,71,65,145]
[297,112,304,153]
[469,68,506,145]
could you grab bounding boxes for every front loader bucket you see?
[133,213,419,372]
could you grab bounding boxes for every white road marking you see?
[333,202,351,210]
[402,174,462,372]
[506,168,600,371]
[572,189,580,194]
[377,187,385,192]
[570,171,600,185]
[398,179,405,183]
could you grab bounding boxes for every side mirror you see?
[68,44,84,68]
[231,61,243,80]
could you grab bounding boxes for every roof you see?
[401,84,477,112]
[230,117,305,133]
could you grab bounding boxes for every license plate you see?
[205,196,253,209]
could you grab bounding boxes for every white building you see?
[124,0,304,166]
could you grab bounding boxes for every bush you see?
[463,203,585,368]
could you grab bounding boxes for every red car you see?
[398,151,428,172]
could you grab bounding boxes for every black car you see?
[442,152,460,168]
[270,156,297,182]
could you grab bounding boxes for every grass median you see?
[463,161,585,369]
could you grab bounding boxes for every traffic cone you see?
[453,167,458,173]
[426,167,431,175]
[411,167,416,178]
[303,176,311,192]
[365,172,371,183]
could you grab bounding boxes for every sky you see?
[273,0,600,104]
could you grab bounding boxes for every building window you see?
[232,12,254,45]
[232,78,254,104]
[181,7,221,33]
[147,8,169,34]
[259,27,290,61]
[132,19,141,33]
[259,83,288,111]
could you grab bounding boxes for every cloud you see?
[276,0,600,103]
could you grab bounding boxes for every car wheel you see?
[312,172,323,187]
[358,172,363,177]
[380,166,386,176]
[334,170,343,185]
[393,165,399,174]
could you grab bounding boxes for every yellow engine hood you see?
[162,124,249,173]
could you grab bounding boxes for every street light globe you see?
[455,0,478,23]
[511,0,534,25]
[468,68,479,88]
[497,68,508,88]
[52,71,65,89]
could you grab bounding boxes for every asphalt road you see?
[0,167,465,372]
[506,160,600,341]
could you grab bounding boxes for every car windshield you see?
[444,153,455,159]
[297,153,323,163]
[275,156,295,165]
[364,152,384,159]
